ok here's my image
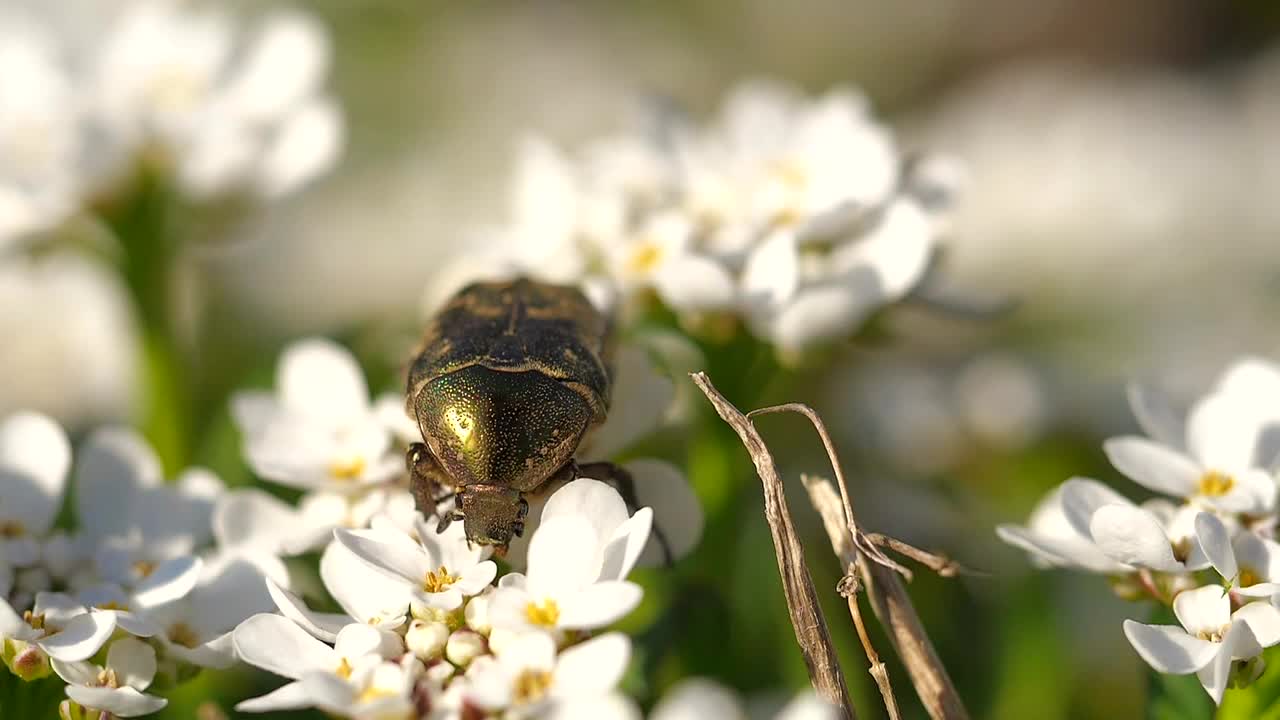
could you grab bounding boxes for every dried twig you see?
[803,474,902,720]
[695,376,971,720]
[689,372,855,719]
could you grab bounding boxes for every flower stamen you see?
[168,622,200,648]
[512,669,552,704]
[423,566,460,594]
[329,456,367,481]
[524,598,560,628]
[1198,471,1236,497]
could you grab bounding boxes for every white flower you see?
[263,540,411,636]
[233,338,402,494]
[74,555,203,638]
[466,631,630,712]
[89,3,342,200]
[53,637,166,717]
[996,480,1129,574]
[0,592,116,662]
[233,614,404,713]
[0,18,81,246]
[650,678,744,720]
[1125,585,1280,704]
[0,255,137,426]
[605,211,735,312]
[1196,514,1280,597]
[0,412,70,572]
[142,559,276,669]
[298,654,422,719]
[1056,478,1210,573]
[71,427,222,589]
[488,514,643,637]
[1105,386,1278,515]
[336,517,497,612]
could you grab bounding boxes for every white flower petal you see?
[546,693,643,720]
[265,575,348,643]
[740,229,799,315]
[1187,391,1263,472]
[1194,513,1236,582]
[41,611,116,662]
[278,338,369,423]
[65,686,167,717]
[1234,602,1280,649]
[213,488,298,554]
[581,348,674,460]
[192,559,276,636]
[107,637,157,691]
[74,428,160,542]
[653,254,736,312]
[0,412,69,534]
[298,670,358,714]
[558,581,642,630]
[319,539,411,626]
[600,508,652,582]
[1126,382,1185,450]
[831,198,932,300]
[1103,437,1201,498]
[225,10,330,124]
[232,613,338,680]
[1198,620,1252,705]
[628,458,702,566]
[133,555,203,609]
[526,517,604,598]
[1175,585,1233,636]
[552,632,630,697]
[650,678,745,720]
[235,681,312,712]
[257,98,343,199]
[1089,505,1183,572]
[334,528,428,588]
[767,283,875,352]
[1058,477,1132,538]
[1122,620,1218,674]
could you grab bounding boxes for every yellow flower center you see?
[524,598,560,628]
[423,566,460,594]
[1198,471,1235,497]
[357,685,397,703]
[168,622,201,649]
[513,669,553,704]
[22,611,45,631]
[329,456,367,481]
[0,520,26,538]
[1240,568,1262,588]
[1170,537,1192,563]
[94,668,120,689]
[335,657,353,679]
[1197,625,1229,643]
[96,601,129,612]
[132,560,157,578]
[625,242,664,276]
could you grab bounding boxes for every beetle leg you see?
[576,461,676,567]
[408,442,453,520]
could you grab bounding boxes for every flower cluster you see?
[228,337,704,571]
[233,478,650,718]
[0,412,280,717]
[0,0,342,250]
[434,80,960,355]
[999,357,1280,703]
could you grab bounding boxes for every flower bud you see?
[486,627,519,656]
[405,620,449,661]
[464,592,490,635]
[59,700,86,720]
[445,629,486,667]
[4,640,50,681]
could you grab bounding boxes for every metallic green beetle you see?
[405,278,613,549]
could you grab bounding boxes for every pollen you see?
[329,456,367,481]
[423,566,460,594]
[94,667,120,689]
[1198,471,1236,497]
[22,611,45,631]
[524,598,560,628]
[132,560,157,578]
[1240,567,1262,587]
[625,242,664,275]
[335,657,353,679]
[357,685,397,703]
[168,622,201,649]
[1197,625,1229,643]
[0,520,26,538]
[512,668,553,704]
[96,601,129,611]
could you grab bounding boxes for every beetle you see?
[405,278,630,549]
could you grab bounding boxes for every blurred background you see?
[8,0,1280,717]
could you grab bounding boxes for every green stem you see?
[107,170,192,474]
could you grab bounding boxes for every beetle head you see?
[458,485,527,547]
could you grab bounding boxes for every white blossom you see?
[466,631,630,713]
[1125,585,1280,704]
[53,637,166,717]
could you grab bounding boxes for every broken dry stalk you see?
[690,372,855,719]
